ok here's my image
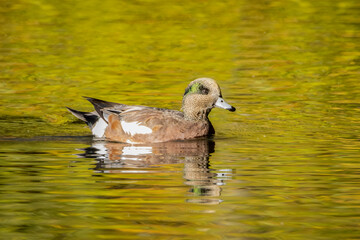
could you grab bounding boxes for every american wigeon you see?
[67,78,235,143]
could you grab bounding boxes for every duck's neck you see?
[183,108,211,121]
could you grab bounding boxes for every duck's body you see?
[67,78,235,143]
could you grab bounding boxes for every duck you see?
[67,77,235,143]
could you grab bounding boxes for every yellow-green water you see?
[1,0,359,239]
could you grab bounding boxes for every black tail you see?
[66,107,99,128]
[83,97,124,122]
[83,97,119,109]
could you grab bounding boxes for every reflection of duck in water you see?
[67,78,235,143]
[78,138,231,202]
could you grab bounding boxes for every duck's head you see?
[182,78,236,120]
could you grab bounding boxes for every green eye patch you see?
[184,82,209,96]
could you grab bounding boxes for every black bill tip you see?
[228,106,236,112]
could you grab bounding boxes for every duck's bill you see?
[215,97,236,112]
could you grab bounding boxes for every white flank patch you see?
[92,118,108,137]
[121,121,152,136]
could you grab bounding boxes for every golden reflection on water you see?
[0,0,359,239]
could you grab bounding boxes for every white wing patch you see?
[92,118,108,137]
[123,106,145,113]
[121,121,153,136]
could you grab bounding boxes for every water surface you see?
[0,0,359,239]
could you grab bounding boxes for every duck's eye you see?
[199,85,209,95]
